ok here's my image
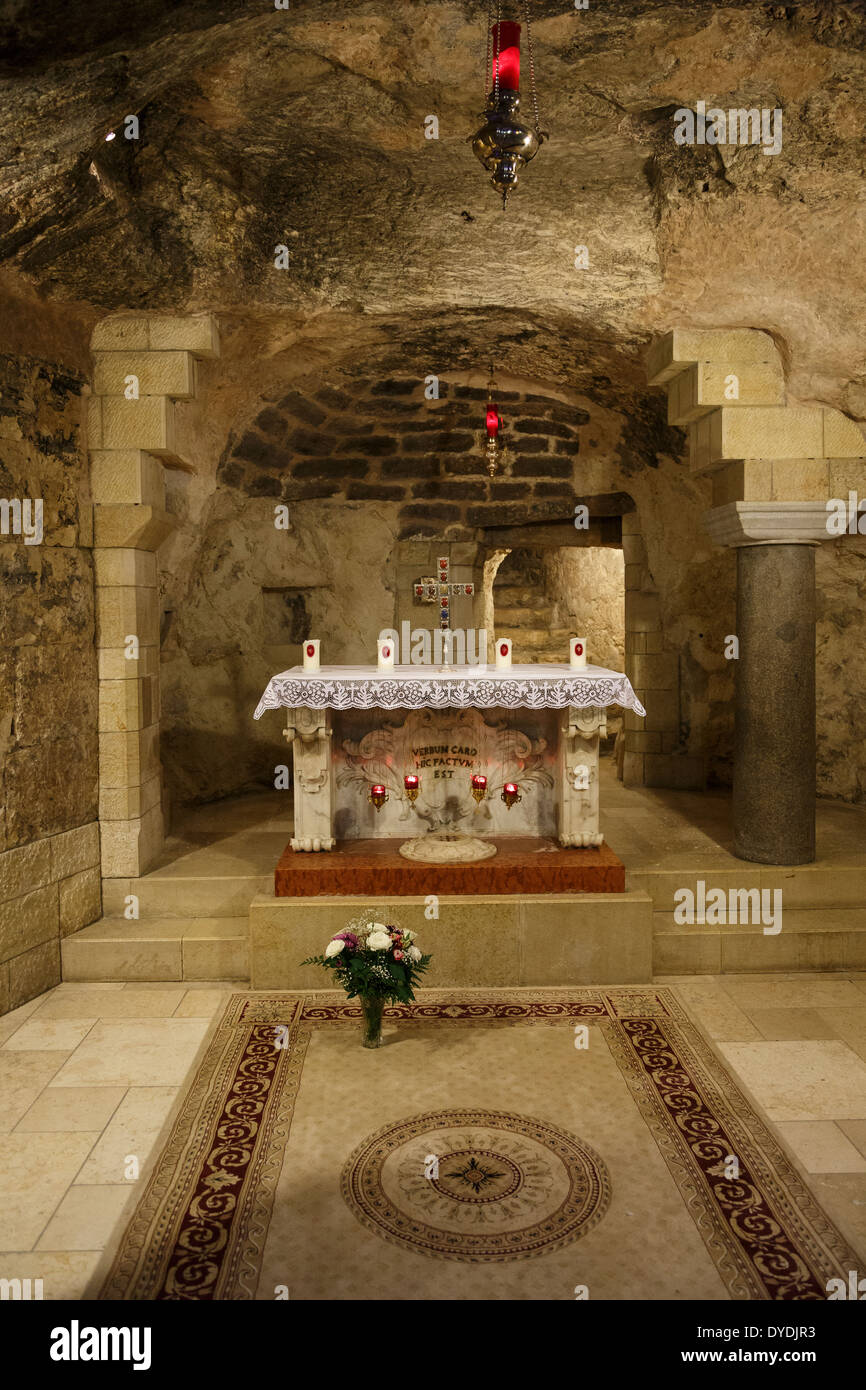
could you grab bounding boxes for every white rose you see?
[407,945,422,963]
[324,939,346,958]
[367,931,392,951]
[371,922,386,931]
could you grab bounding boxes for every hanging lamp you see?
[471,1,546,209]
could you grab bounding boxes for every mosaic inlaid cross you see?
[412,556,475,629]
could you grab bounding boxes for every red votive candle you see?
[491,21,521,91]
[471,774,487,791]
[372,784,386,796]
[504,782,517,795]
[404,775,419,790]
[486,406,500,437]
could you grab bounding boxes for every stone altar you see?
[253,663,646,852]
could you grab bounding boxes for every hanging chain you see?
[522,0,542,135]
[484,0,493,102]
[494,0,502,105]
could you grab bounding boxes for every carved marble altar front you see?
[256,662,646,853]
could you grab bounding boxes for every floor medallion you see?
[340,1107,611,1262]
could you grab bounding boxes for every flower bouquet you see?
[302,913,432,1048]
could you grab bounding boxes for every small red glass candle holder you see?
[471,773,488,804]
[501,781,521,810]
[369,784,388,812]
[404,773,420,803]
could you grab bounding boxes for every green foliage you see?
[301,949,432,1005]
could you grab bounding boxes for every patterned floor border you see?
[96,987,861,1300]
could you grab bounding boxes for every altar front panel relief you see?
[333,707,557,839]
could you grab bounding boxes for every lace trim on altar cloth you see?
[253,670,647,719]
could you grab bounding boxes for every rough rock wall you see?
[544,548,626,673]
[0,351,101,1012]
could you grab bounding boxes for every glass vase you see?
[359,993,385,1048]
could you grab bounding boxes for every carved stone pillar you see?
[558,705,606,847]
[285,707,336,851]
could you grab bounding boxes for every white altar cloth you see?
[253,663,646,719]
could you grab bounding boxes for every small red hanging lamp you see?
[471,2,546,209]
[484,364,503,476]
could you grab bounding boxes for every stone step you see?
[652,905,866,975]
[61,916,250,982]
[102,872,272,918]
[630,865,866,912]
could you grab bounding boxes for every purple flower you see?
[334,931,359,951]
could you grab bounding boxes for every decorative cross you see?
[413,556,475,629]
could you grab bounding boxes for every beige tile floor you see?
[2,972,866,1297]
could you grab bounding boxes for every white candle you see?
[378,638,395,671]
[303,640,320,672]
[570,636,587,669]
[495,637,512,670]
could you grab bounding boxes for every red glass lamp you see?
[471,9,545,209]
[501,781,522,810]
[404,773,420,803]
[369,784,388,811]
[471,773,488,804]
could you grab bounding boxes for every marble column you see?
[734,542,815,864]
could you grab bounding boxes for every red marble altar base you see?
[274,837,625,897]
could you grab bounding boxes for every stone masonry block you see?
[93,548,157,588]
[625,592,662,633]
[97,645,159,681]
[146,315,219,357]
[691,407,824,474]
[8,938,61,1010]
[0,839,52,904]
[99,773,162,822]
[620,513,641,535]
[823,409,866,458]
[59,866,102,936]
[99,396,176,455]
[771,459,830,501]
[98,725,160,790]
[621,534,647,565]
[711,460,773,506]
[640,685,680,732]
[95,585,159,649]
[667,360,784,426]
[100,805,164,878]
[49,821,101,880]
[622,750,646,785]
[90,451,165,507]
[0,883,59,964]
[92,504,175,550]
[98,676,158,733]
[646,329,779,385]
[630,653,678,691]
[93,351,195,399]
[92,314,219,358]
[91,318,151,352]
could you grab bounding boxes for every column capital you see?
[703,501,830,548]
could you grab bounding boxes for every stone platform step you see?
[102,872,272,919]
[250,890,654,988]
[61,917,250,982]
[630,864,866,911]
[652,907,866,975]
